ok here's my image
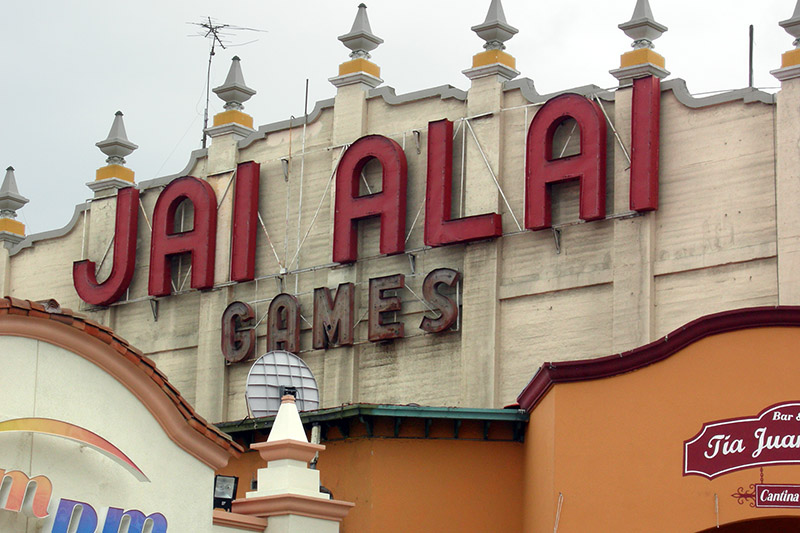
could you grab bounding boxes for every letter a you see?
[333,135,407,263]
[525,93,607,230]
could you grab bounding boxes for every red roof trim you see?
[516,306,800,411]
[0,298,244,465]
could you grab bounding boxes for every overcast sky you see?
[1,0,793,235]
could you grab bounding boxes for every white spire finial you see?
[338,3,384,59]
[96,111,138,166]
[619,0,668,50]
[471,0,518,51]
[0,167,29,220]
[212,56,256,111]
[267,395,309,443]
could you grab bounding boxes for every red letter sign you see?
[313,283,355,349]
[420,268,460,333]
[73,187,139,306]
[630,76,661,211]
[268,293,300,354]
[230,161,260,282]
[525,93,607,230]
[425,120,502,246]
[148,176,217,297]
[333,135,407,263]
[221,301,255,364]
[368,274,404,341]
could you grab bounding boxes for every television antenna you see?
[245,350,320,418]
[188,17,266,149]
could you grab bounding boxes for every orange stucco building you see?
[219,307,800,532]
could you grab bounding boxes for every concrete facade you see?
[3,47,790,425]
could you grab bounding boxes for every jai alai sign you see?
[71,78,662,352]
[684,402,800,479]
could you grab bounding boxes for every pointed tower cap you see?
[780,1,800,45]
[213,56,257,111]
[338,3,384,58]
[96,111,138,164]
[471,0,519,50]
[267,395,309,443]
[619,0,668,49]
[0,167,29,217]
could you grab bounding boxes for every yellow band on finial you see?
[96,165,135,183]
[620,49,666,69]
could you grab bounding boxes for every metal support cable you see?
[216,167,237,208]
[404,284,436,314]
[96,235,115,272]
[258,211,283,268]
[592,94,631,165]
[465,119,523,231]
[288,146,346,270]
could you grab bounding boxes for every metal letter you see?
[525,93,607,230]
[368,274,404,341]
[313,283,354,349]
[148,176,218,297]
[420,268,460,333]
[230,161,260,282]
[425,119,502,246]
[630,76,661,211]
[221,301,255,363]
[51,499,98,533]
[268,293,300,353]
[0,469,52,518]
[102,508,168,533]
[333,135,408,263]
[73,187,139,306]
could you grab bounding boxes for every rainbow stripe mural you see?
[0,418,148,482]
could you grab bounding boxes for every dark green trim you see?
[216,403,528,436]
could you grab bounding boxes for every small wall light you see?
[213,475,239,512]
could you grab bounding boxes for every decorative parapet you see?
[772,1,800,81]
[0,167,28,247]
[610,0,669,85]
[207,56,257,141]
[231,396,353,531]
[91,111,138,193]
[330,4,384,89]
[463,0,519,82]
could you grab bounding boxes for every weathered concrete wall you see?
[5,73,785,422]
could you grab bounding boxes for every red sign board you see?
[755,484,800,508]
[684,402,800,479]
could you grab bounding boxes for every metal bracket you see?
[281,158,289,182]
[359,415,374,438]
[336,420,350,439]
[552,227,562,254]
[149,299,159,322]
[408,253,416,275]
[413,130,421,154]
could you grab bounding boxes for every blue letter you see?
[51,499,98,533]
[103,507,168,533]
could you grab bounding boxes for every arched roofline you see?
[517,306,800,411]
[0,297,242,469]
